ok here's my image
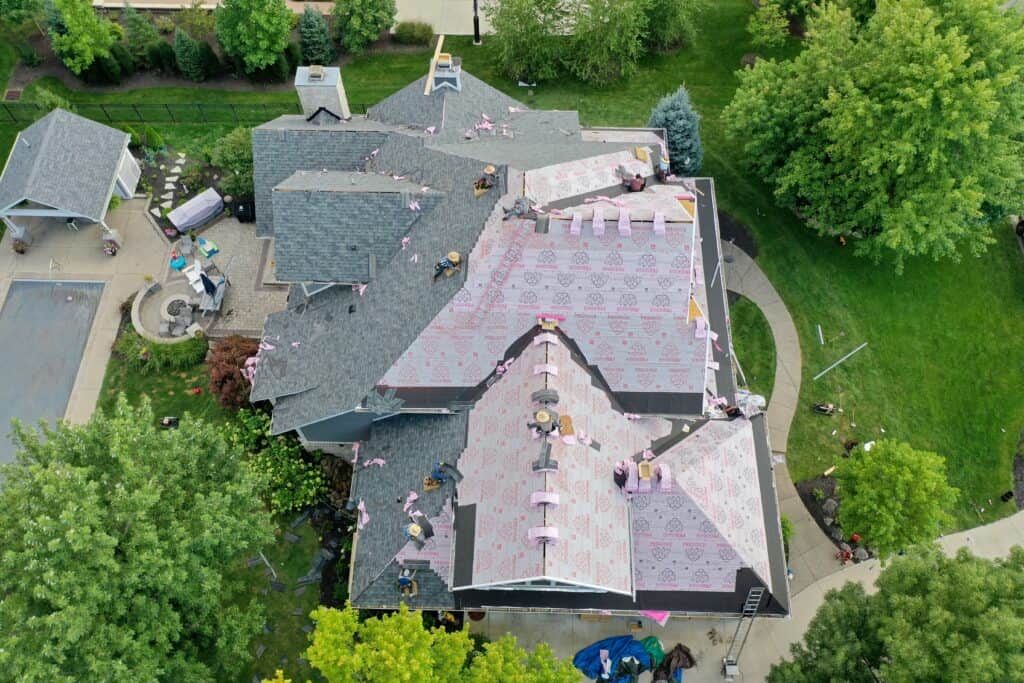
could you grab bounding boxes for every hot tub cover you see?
[168,188,223,233]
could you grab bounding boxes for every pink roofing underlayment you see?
[522,148,655,207]
[455,333,671,592]
[394,498,454,587]
[630,419,771,593]
[380,184,713,400]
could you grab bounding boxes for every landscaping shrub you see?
[79,53,122,85]
[122,5,161,67]
[154,14,175,34]
[17,44,43,67]
[141,124,165,150]
[210,126,254,197]
[247,52,290,82]
[393,20,432,46]
[113,329,209,375]
[647,85,703,175]
[644,0,705,52]
[120,124,141,148]
[285,40,302,70]
[147,40,177,73]
[177,0,216,40]
[332,0,396,55]
[484,0,566,83]
[28,86,74,119]
[298,5,336,64]
[207,335,259,408]
[174,27,206,81]
[564,0,647,84]
[198,40,221,78]
[747,0,788,49]
[230,409,327,513]
[780,515,793,558]
[110,42,135,76]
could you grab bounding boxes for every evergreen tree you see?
[299,5,335,64]
[174,27,206,81]
[121,4,161,68]
[648,85,703,175]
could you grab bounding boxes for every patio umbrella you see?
[199,272,217,296]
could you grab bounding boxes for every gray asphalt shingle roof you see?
[348,412,468,608]
[250,133,505,428]
[271,171,446,283]
[0,109,128,222]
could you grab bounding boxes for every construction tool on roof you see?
[432,251,462,281]
[558,415,574,435]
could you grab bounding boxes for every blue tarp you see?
[573,635,652,682]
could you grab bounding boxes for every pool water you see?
[0,280,104,464]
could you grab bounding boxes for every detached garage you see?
[0,108,140,239]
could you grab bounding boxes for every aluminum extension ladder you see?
[722,587,766,680]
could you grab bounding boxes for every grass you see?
[4,3,1022,530]
[731,296,775,401]
[232,515,322,683]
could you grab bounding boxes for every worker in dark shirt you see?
[627,173,646,192]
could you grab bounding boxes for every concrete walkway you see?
[721,241,838,595]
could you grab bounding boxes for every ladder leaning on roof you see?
[721,586,766,680]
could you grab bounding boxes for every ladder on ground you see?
[722,587,766,680]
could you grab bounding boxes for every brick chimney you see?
[295,65,351,120]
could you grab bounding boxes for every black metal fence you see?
[0,101,372,125]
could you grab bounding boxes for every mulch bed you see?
[718,210,758,258]
[137,144,220,236]
[797,474,874,561]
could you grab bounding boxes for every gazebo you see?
[0,108,140,241]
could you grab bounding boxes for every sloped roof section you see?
[0,109,128,221]
[454,332,671,593]
[271,171,445,283]
[636,419,771,590]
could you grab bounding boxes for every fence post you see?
[166,104,175,123]
[1,104,14,123]
[197,103,205,123]
[100,104,111,123]
[133,104,142,122]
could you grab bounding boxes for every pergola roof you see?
[0,109,128,222]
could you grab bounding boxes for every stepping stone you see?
[246,556,262,568]
[149,208,161,217]
[260,588,269,596]
[284,531,300,544]
[271,581,287,592]
[290,511,310,529]
[164,183,176,191]
[160,200,172,209]
[213,174,219,180]
[292,607,305,616]
[301,624,314,634]
[171,165,182,173]
[160,192,173,200]
[294,585,307,596]
[255,644,266,658]
[159,164,166,170]
[165,175,179,182]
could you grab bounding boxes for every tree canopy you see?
[834,439,958,559]
[304,604,580,682]
[332,0,396,55]
[215,0,293,73]
[0,396,273,682]
[769,547,1024,683]
[484,0,567,83]
[1,0,43,27]
[648,85,703,175]
[724,0,1024,270]
[48,0,116,74]
[210,125,255,198]
[299,5,336,65]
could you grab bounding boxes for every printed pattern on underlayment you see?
[456,336,671,591]
[632,419,770,592]
[380,184,710,397]
[394,497,454,588]
[523,148,655,208]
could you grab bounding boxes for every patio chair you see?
[182,263,205,294]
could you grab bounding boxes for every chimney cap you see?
[295,65,340,86]
[309,64,325,80]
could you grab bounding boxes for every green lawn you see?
[5,2,1023,530]
[731,296,775,401]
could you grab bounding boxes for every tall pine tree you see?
[648,85,703,175]
[299,6,335,64]
[174,27,206,81]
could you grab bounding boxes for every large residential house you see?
[250,61,789,619]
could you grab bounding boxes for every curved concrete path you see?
[721,241,838,595]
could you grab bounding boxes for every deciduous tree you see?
[215,0,292,73]
[210,125,255,197]
[304,604,579,682]
[332,0,395,55]
[0,396,273,681]
[643,0,705,52]
[484,0,567,82]
[770,548,1024,682]
[724,0,1024,270]
[299,5,336,64]
[747,0,789,49]
[647,85,703,175]
[48,0,116,74]
[565,0,649,84]
[835,439,958,559]
[1,0,43,28]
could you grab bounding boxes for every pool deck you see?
[0,198,169,425]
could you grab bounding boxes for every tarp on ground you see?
[573,635,652,683]
[168,188,223,233]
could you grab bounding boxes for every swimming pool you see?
[0,280,104,464]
